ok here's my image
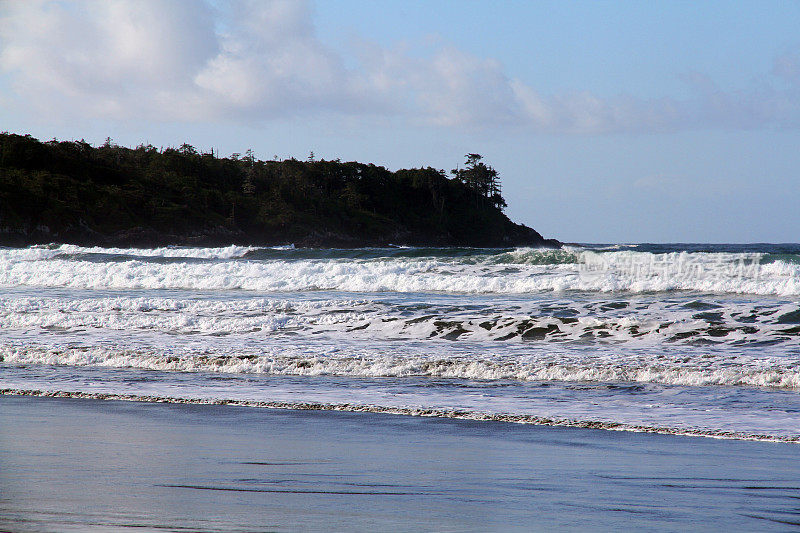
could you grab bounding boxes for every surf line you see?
[1,387,797,444]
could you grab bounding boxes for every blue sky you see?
[1,0,799,242]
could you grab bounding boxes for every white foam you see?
[3,244,799,443]
[0,247,798,295]
[0,295,368,335]
[3,343,800,390]
[12,244,258,260]
[0,293,797,348]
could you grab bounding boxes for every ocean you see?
[1,243,799,442]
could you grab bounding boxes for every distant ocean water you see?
[1,243,799,441]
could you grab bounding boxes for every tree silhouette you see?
[451,153,505,210]
[0,133,541,247]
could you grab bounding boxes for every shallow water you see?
[1,243,799,440]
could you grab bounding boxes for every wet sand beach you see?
[1,394,799,532]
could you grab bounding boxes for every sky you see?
[1,0,799,243]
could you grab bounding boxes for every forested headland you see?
[0,133,559,248]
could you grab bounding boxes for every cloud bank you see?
[1,0,798,133]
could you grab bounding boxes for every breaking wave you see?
[0,245,798,295]
[3,344,800,390]
[3,242,800,441]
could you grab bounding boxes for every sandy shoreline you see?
[2,394,799,532]
[2,387,797,444]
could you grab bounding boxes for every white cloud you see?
[1,0,798,133]
[414,47,520,127]
[193,0,368,117]
[0,0,217,117]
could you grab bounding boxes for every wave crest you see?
[4,345,800,390]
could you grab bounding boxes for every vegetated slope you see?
[0,133,558,248]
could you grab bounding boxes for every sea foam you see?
[4,343,800,390]
[0,246,798,295]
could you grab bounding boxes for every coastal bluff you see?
[0,133,559,248]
